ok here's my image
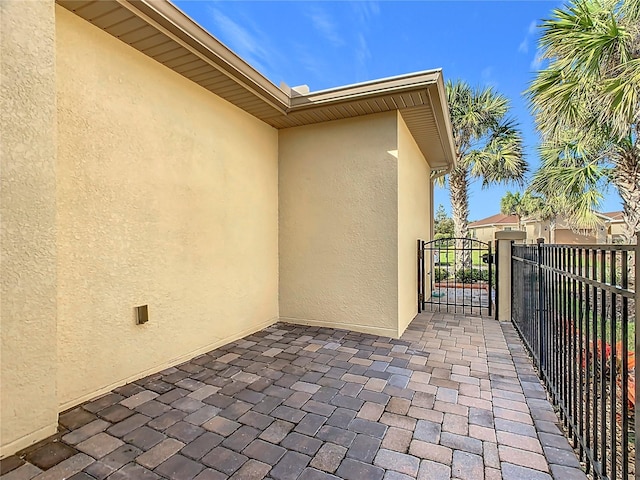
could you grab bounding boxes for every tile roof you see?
[468,213,519,228]
[600,211,624,221]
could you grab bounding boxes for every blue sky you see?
[174,0,623,221]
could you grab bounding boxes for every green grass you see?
[588,309,635,353]
[432,250,486,268]
[556,296,635,352]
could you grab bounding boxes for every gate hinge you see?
[418,250,424,259]
[418,293,424,303]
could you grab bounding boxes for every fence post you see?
[417,240,423,313]
[495,230,526,321]
[537,237,544,371]
[488,241,493,318]
[635,232,639,478]
[494,239,499,320]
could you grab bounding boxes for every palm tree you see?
[443,80,526,265]
[530,131,610,231]
[501,190,561,241]
[527,0,640,243]
[500,191,527,230]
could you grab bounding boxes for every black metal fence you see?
[512,240,638,479]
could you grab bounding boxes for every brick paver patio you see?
[1,313,587,480]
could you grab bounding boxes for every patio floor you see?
[1,313,587,480]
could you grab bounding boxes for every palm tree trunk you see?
[612,151,640,244]
[612,150,639,288]
[449,166,471,270]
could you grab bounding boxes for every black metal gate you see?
[417,237,494,317]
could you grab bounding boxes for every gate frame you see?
[417,237,493,317]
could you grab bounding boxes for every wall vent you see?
[135,305,149,325]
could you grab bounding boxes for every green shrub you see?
[478,269,496,285]
[433,268,449,282]
[455,268,482,283]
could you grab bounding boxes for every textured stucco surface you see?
[471,225,497,244]
[278,113,399,337]
[1,5,443,457]
[397,113,431,335]
[525,221,551,244]
[555,228,600,244]
[55,7,279,409]
[0,0,59,457]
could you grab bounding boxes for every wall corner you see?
[0,0,58,458]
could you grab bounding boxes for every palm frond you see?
[444,79,526,238]
[530,132,614,230]
[619,0,640,23]
[432,173,447,188]
[527,0,639,141]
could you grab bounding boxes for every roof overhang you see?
[469,223,519,229]
[56,0,456,169]
[284,71,455,170]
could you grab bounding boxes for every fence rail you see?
[512,240,638,480]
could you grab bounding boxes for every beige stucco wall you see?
[397,113,430,335]
[278,112,399,337]
[555,229,597,245]
[553,216,608,244]
[524,224,536,244]
[0,0,59,457]
[610,222,625,237]
[524,220,551,244]
[609,221,626,242]
[55,7,279,409]
[471,226,497,244]
[1,4,449,455]
[472,224,520,244]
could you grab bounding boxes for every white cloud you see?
[518,19,545,70]
[294,43,327,78]
[481,66,497,87]
[355,33,371,79]
[530,51,544,70]
[350,3,379,80]
[518,20,538,55]
[518,39,529,54]
[352,1,380,25]
[307,6,344,47]
[209,7,272,74]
